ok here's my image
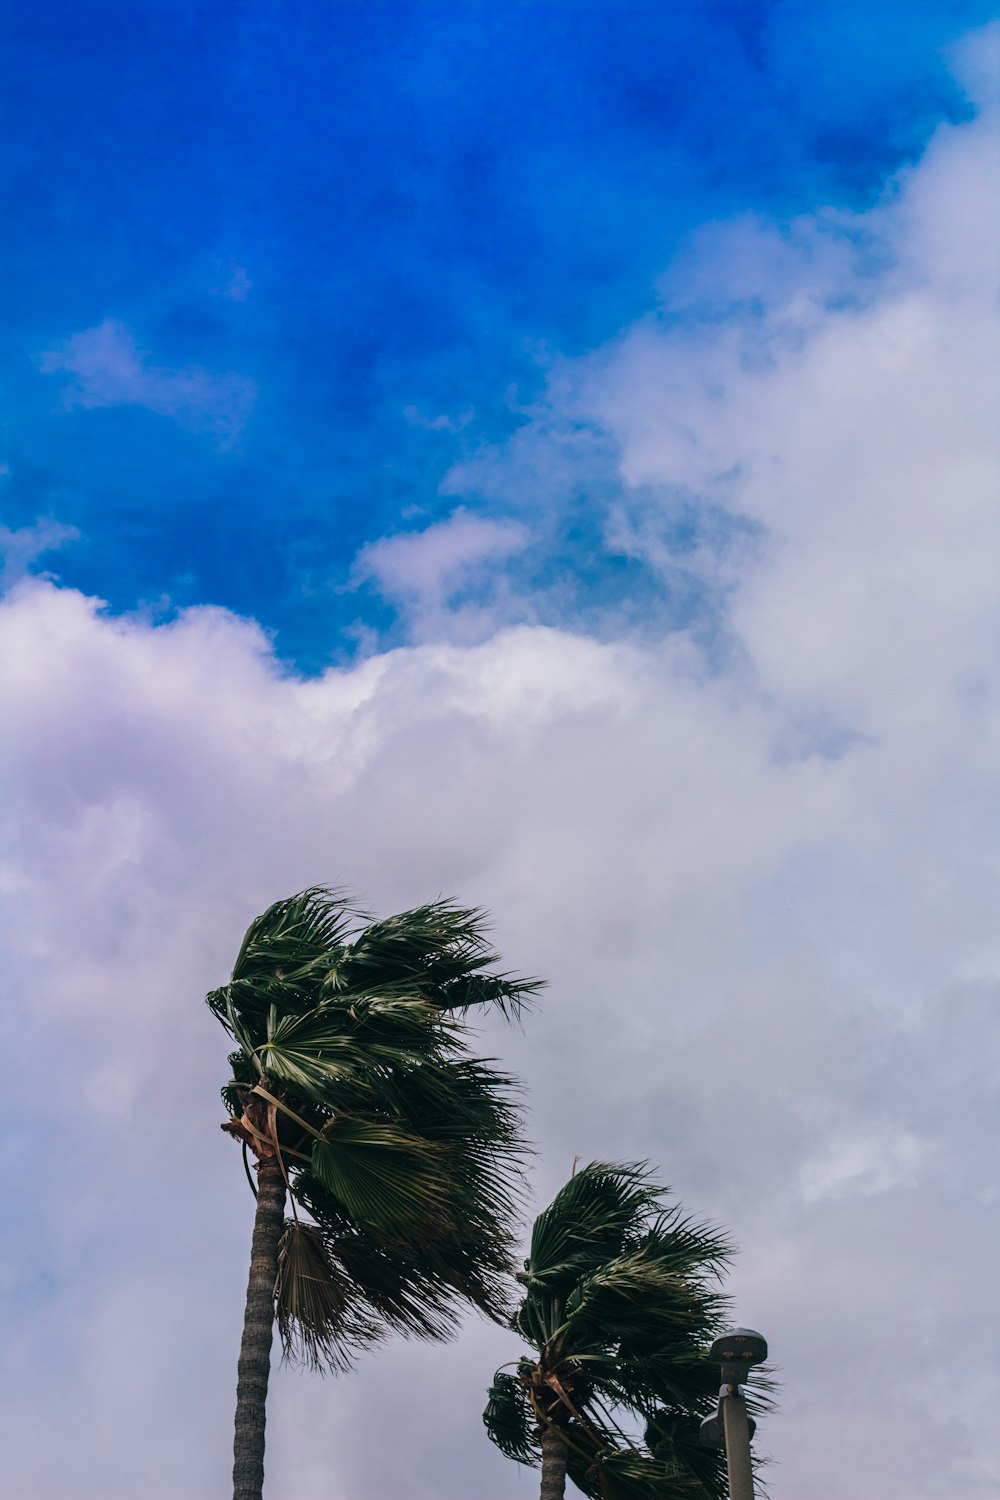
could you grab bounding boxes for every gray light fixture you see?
[710,1328,768,1383]
[699,1327,767,1500]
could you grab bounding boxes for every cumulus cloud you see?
[440,34,1000,693]
[354,506,530,639]
[1,566,995,1499]
[2,36,998,1500]
[39,318,257,443]
[574,96,1000,748]
[0,513,79,588]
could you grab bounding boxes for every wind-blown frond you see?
[564,1244,729,1348]
[275,1220,381,1372]
[210,885,539,1367]
[645,1408,730,1500]
[308,1116,454,1235]
[291,1146,518,1328]
[254,992,458,1103]
[566,1436,711,1500]
[336,900,544,1017]
[483,1372,538,1465]
[289,1170,504,1335]
[208,888,358,1026]
[486,1162,753,1500]
[520,1162,664,1294]
[208,891,543,1042]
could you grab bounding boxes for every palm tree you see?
[484,1162,764,1500]
[207,887,542,1500]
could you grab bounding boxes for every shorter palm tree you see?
[484,1162,767,1500]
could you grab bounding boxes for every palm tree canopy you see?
[208,887,542,1370]
[484,1162,770,1500]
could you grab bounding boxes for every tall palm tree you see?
[484,1162,765,1500]
[207,887,542,1500]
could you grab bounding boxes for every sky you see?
[1,3,999,1498]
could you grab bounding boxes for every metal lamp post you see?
[699,1328,767,1500]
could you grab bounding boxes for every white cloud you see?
[572,87,1000,750]
[39,318,257,443]
[0,514,79,588]
[354,506,530,639]
[0,558,995,1498]
[799,1124,931,1203]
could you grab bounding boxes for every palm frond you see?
[483,1371,538,1465]
[209,885,537,1365]
[206,888,360,1034]
[232,887,357,984]
[564,1244,729,1351]
[645,1408,730,1500]
[329,1230,472,1338]
[521,1162,664,1294]
[567,1437,711,1500]
[643,1206,734,1280]
[608,1349,721,1417]
[220,1047,256,1116]
[294,1166,466,1339]
[237,887,359,966]
[293,1167,516,1328]
[308,1117,453,1235]
[338,900,543,1017]
[275,1220,382,1373]
[485,1162,767,1500]
[254,996,457,1104]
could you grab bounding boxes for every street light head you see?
[709,1328,767,1384]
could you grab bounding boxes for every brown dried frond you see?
[275,1221,382,1373]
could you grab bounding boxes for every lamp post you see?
[699,1328,767,1500]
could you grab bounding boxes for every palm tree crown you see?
[209,887,542,1499]
[484,1162,765,1500]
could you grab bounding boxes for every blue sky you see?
[3,0,991,666]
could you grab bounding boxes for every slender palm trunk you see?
[539,1425,569,1500]
[233,1155,287,1500]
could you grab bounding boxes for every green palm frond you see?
[337,900,543,1016]
[483,1371,538,1465]
[434,968,547,1016]
[339,900,491,980]
[567,1438,711,1500]
[387,1054,523,1141]
[208,891,543,1041]
[221,1047,257,1115]
[645,1408,730,1500]
[210,885,540,1364]
[521,1162,664,1294]
[307,1116,454,1235]
[564,1245,728,1348]
[643,1207,734,1280]
[292,1160,516,1328]
[485,1162,761,1500]
[609,1348,721,1416]
[255,995,458,1104]
[209,889,358,1021]
[235,887,359,971]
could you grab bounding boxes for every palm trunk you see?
[539,1425,569,1500]
[233,1155,287,1500]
